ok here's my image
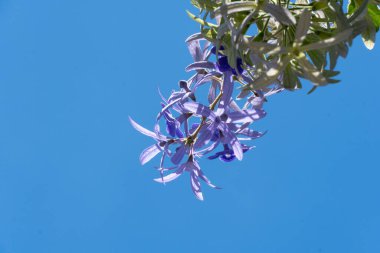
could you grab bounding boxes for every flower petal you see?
[227,134,243,161]
[140,144,162,165]
[194,161,220,189]
[227,109,266,124]
[129,116,157,139]
[185,61,216,72]
[221,72,234,108]
[194,124,215,149]
[171,145,187,165]
[238,129,266,139]
[187,39,203,62]
[182,102,216,120]
[154,166,185,184]
[190,171,204,201]
[195,140,220,157]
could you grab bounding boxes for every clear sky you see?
[0,1,379,253]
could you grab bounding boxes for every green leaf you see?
[247,56,291,90]
[368,4,380,30]
[263,3,296,26]
[323,70,341,78]
[307,86,318,94]
[213,1,258,18]
[361,17,377,49]
[296,53,328,86]
[348,0,357,15]
[348,0,370,23]
[201,28,218,42]
[283,64,302,90]
[307,50,326,70]
[300,28,353,51]
[294,10,312,47]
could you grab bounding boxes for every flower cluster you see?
[131,0,380,200]
[130,37,280,200]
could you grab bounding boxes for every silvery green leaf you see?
[247,56,291,90]
[294,10,312,47]
[245,41,279,54]
[213,1,258,18]
[296,53,327,86]
[361,17,376,50]
[263,3,296,26]
[299,28,353,51]
[307,50,326,70]
[266,45,289,56]
[326,78,340,84]
[307,86,318,94]
[235,2,265,45]
[283,64,302,90]
[337,41,349,58]
[296,0,310,4]
[217,22,229,40]
[323,70,340,78]
[226,47,237,69]
[328,1,351,29]
[351,18,370,38]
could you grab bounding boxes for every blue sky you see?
[0,1,379,252]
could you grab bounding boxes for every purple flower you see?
[130,33,273,201]
[243,85,284,110]
[182,101,265,160]
[129,117,170,165]
[208,144,253,162]
[154,156,219,201]
[161,103,184,138]
[210,45,244,75]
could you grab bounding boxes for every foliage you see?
[188,0,379,92]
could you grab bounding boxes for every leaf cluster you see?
[188,0,380,93]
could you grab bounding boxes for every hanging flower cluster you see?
[131,0,380,200]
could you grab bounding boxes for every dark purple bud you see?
[216,56,244,75]
[220,151,236,162]
[208,144,252,163]
[179,80,190,92]
[235,58,244,75]
[211,45,225,55]
[216,56,232,73]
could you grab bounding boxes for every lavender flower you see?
[154,155,219,201]
[130,0,379,200]
[129,32,273,200]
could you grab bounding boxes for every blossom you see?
[128,117,169,165]
[181,101,266,160]
[208,144,253,162]
[130,30,271,200]
[154,155,219,201]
